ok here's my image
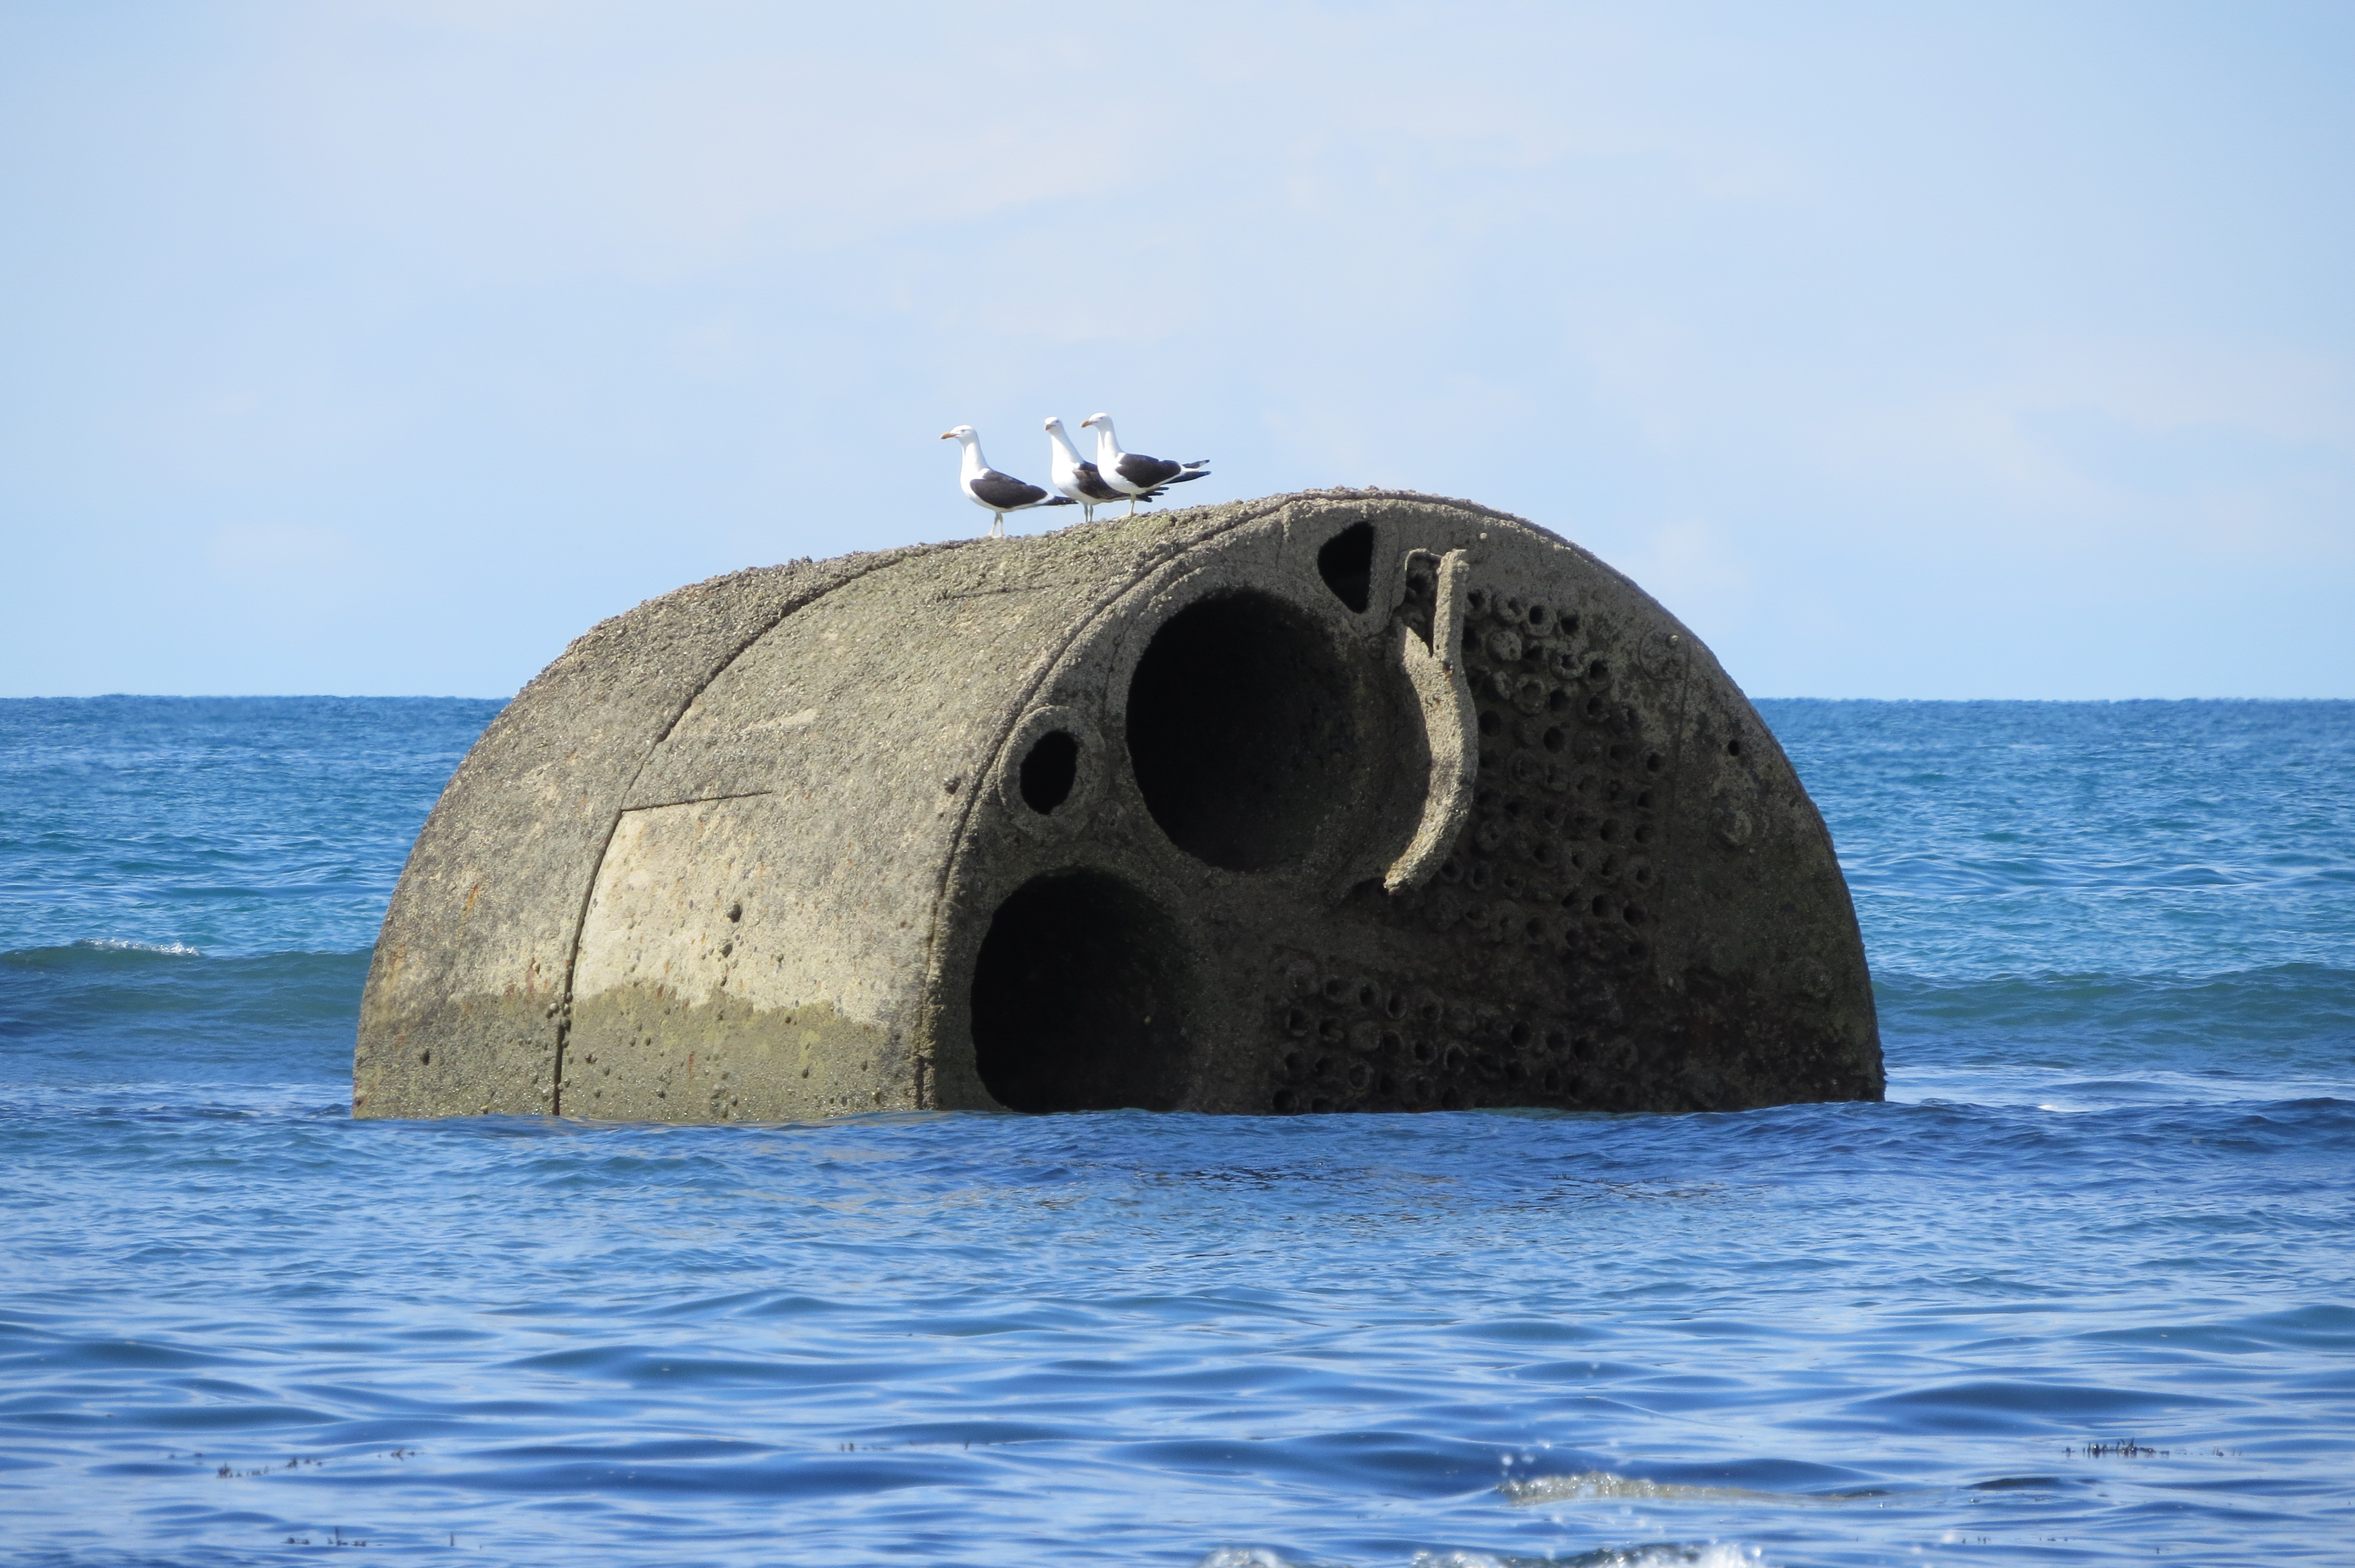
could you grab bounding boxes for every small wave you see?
[1887,1062,2355,1111]
[1505,1472,1779,1506]
[69,936,204,956]
[1410,1546,1767,1568]
[1501,1471,1880,1511]
[1196,1547,1769,1568]
[1875,964,2355,1098]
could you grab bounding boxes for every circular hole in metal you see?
[1017,730,1079,814]
[1126,592,1360,871]
[971,872,1191,1112]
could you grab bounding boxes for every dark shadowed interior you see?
[1124,591,1360,870]
[970,872,1193,1112]
[1017,729,1079,813]
[1316,521,1375,612]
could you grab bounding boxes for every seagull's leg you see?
[991,512,1004,539]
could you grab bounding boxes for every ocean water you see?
[1,695,2350,1567]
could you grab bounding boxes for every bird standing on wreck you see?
[1082,413,1209,516]
[941,425,1074,538]
[1043,416,1145,524]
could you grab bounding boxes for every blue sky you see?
[1,1,2349,698]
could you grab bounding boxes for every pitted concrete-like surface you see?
[355,491,1881,1121]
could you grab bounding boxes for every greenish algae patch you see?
[559,989,913,1122]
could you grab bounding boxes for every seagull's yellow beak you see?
[939,431,955,440]
[1080,416,1098,428]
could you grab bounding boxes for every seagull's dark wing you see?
[1160,469,1209,486]
[970,470,1049,510]
[1114,451,1185,489]
[1074,461,1126,503]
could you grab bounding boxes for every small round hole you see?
[1017,730,1080,814]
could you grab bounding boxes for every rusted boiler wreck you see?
[354,490,1881,1122]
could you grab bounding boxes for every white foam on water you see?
[71,936,205,956]
[1412,1547,1765,1568]
[1198,1544,1768,1568]
[1504,1472,1790,1507]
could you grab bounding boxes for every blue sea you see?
[2,696,2350,1567]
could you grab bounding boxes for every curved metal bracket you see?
[1383,549,1477,894]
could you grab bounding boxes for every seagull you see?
[1080,413,1209,516]
[941,425,1074,538]
[1043,416,1140,524]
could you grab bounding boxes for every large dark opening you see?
[970,872,1191,1112]
[1125,592,1359,870]
[1316,521,1375,612]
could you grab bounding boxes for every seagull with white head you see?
[1042,416,1142,524]
[941,425,1074,538]
[1080,413,1209,516]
